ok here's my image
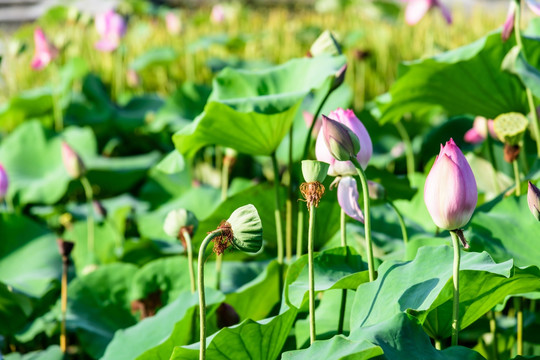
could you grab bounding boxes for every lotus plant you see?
[403,0,452,26]
[464,117,497,144]
[163,209,198,293]
[502,0,540,41]
[197,204,262,360]
[94,9,126,52]
[31,27,58,71]
[424,138,477,346]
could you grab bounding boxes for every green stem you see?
[488,310,500,360]
[302,90,332,159]
[308,204,316,344]
[388,200,409,245]
[516,297,523,356]
[296,206,304,257]
[215,154,231,290]
[395,121,415,179]
[484,123,501,194]
[271,153,284,266]
[51,62,63,132]
[450,230,461,346]
[514,0,540,156]
[198,230,222,360]
[337,209,347,334]
[60,258,68,352]
[286,127,294,263]
[80,176,95,259]
[513,160,521,196]
[182,230,196,294]
[351,158,375,282]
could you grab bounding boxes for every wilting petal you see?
[405,0,431,25]
[502,2,516,41]
[527,0,540,16]
[338,176,364,223]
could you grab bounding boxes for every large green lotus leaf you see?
[350,245,540,336]
[376,32,540,124]
[502,45,540,100]
[349,313,485,360]
[173,55,346,157]
[203,260,269,294]
[282,336,383,360]
[65,263,138,359]
[169,308,297,360]
[102,289,224,360]
[0,213,61,298]
[4,345,63,360]
[130,47,178,72]
[0,281,33,334]
[468,195,540,268]
[286,247,368,309]
[0,87,53,131]
[224,260,281,321]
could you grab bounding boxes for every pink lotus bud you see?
[315,108,372,176]
[61,142,86,179]
[330,64,347,91]
[31,27,58,70]
[165,12,182,35]
[528,181,540,221]
[405,0,452,26]
[337,176,364,223]
[211,4,226,24]
[95,10,126,52]
[424,139,477,230]
[0,164,8,201]
[464,117,497,144]
[502,2,516,42]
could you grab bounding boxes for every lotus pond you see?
[0,1,539,360]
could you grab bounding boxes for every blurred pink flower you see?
[61,142,86,179]
[165,12,182,35]
[404,0,452,26]
[502,0,540,41]
[211,4,226,24]
[0,163,8,201]
[31,27,58,70]
[464,116,498,144]
[95,9,126,52]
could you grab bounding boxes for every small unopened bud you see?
[493,112,528,147]
[301,160,329,183]
[163,209,198,241]
[330,64,347,92]
[216,303,240,329]
[309,30,342,57]
[367,180,386,200]
[213,205,263,255]
[56,238,74,258]
[61,142,86,179]
[528,181,540,221]
[321,115,360,162]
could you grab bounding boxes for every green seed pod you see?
[309,30,342,57]
[226,204,263,253]
[163,209,198,238]
[493,112,528,146]
[301,160,329,183]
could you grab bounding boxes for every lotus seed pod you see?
[309,30,342,57]
[163,209,198,238]
[493,112,528,146]
[226,204,263,253]
[301,160,329,183]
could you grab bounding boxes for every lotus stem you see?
[488,310,500,360]
[351,158,375,282]
[337,209,347,334]
[286,127,294,263]
[307,203,316,344]
[484,123,501,193]
[395,121,415,179]
[182,229,196,293]
[513,160,521,196]
[516,297,523,355]
[80,176,95,258]
[296,206,304,257]
[388,200,409,245]
[60,256,68,352]
[450,230,461,346]
[215,152,232,290]
[271,153,284,267]
[198,230,222,360]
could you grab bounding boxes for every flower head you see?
[316,108,372,177]
[404,0,452,26]
[31,27,58,70]
[0,163,8,201]
[95,9,126,52]
[61,142,86,179]
[528,181,540,221]
[424,139,477,230]
[464,116,497,144]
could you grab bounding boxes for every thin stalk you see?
[351,158,375,281]
[182,229,196,293]
[215,155,231,290]
[394,121,415,179]
[488,310,500,360]
[516,297,523,356]
[514,0,540,156]
[388,200,409,245]
[80,176,95,257]
[484,123,501,194]
[271,153,284,266]
[198,230,222,360]
[337,209,347,334]
[296,206,304,257]
[450,230,461,346]
[513,160,521,196]
[307,204,316,344]
[286,127,294,263]
[302,90,332,159]
[51,64,63,132]
[60,258,68,353]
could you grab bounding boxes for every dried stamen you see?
[177,225,194,249]
[211,221,234,255]
[504,144,520,163]
[300,181,325,209]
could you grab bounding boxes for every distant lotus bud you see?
[217,303,240,329]
[316,109,372,176]
[56,238,75,259]
[211,4,226,24]
[214,205,263,255]
[309,30,342,57]
[126,68,140,87]
[368,180,386,200]
[165,12,182,35]
[301,160,329,183]
[424,139,477,230]
[95,9,126,52]
[464,116,498,144]
[223,147,238,166]
[31,27,58,70]
[163,209,198,241]
[493,112,528,146]
[330,64,347,92]
[61,142,86,179]
[502,2,516,42]
[528,181,540,221]
[0,164,8,201]
[321,115,360,162]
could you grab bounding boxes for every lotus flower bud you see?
[330,64,347,92]
[211,4,226,24]
[316,109,372,176]
[215,204,262,255]
[95,9,126,52]
[464,116,497,144]
[301,160,329,183]
[528,181,540,221]
[165,12,182,35]
[0,164,8,201]
[502,2,516,41]
[320,115,360,162]
[424,139,477,230]
[405,0,452,26]
[163,209,198,239]
[31,27,58,70]
[61,142,86,179]
[309,30,342,57]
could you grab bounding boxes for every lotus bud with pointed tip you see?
[31,27,58,70]
[528,181,540,221]
[301,160,329,183]
[216,204,263,254]
[0,164,8,201]
[424,139,477,230]
[61,142,86,179]
[321,114,360,162]
[309,30,342,57]
[330,64,347,92]
[163,209,198,239]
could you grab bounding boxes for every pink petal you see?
[405,0,431,25]
[464,128,484,144]
[527,0,540,16]
[338,176,365,223]
[95,38,120,52]
[502,2,516,41]
[0,164,8,199]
